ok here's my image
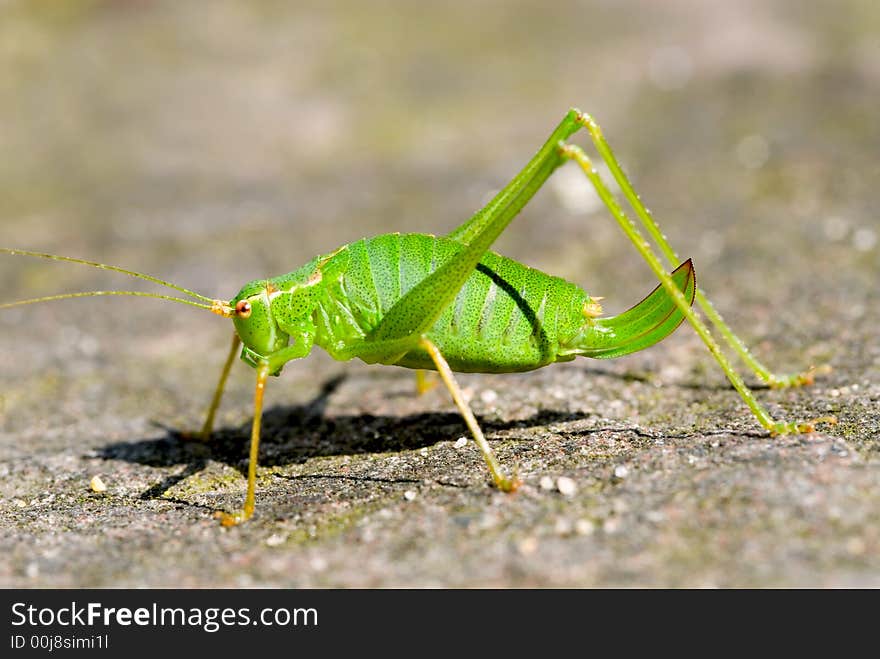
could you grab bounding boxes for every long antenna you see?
[0,248,215,303]
[0,291,216,312]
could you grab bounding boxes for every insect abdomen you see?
[326,233,589,373]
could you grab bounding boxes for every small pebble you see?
[403,490,417,501]
[539,476,555,491]
[89,475,107,493]
[613,465,629,479]
[518,536,538,556]
[480,389,498,404]
[823,215,849,241]
[846,537,866,556]
[265,533,287,547]
[554,517,573,535]
[556,476,577,497]
[575,519,596,536]
[454,437,468,449]
[603,518,622,534]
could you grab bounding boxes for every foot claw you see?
[215,509,252,527]
[769,364,832,389]
[772,415,838,436]
[797,415,838,433]
[497,476,522,493]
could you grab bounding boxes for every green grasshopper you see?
[1,109,835,525]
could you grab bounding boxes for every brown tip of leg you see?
[499,476,522,493]
[215,510,251,527]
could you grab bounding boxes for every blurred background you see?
[0,0,877,586]
[2,0,877,293]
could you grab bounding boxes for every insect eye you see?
[235,300,252,318]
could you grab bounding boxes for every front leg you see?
[557,140,835,435]
[217,361,270,526]
[216,330,315,526]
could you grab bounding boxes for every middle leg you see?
[415,369,438,395]
[420,337,519,492]
[217,360,270,526]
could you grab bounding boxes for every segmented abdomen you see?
[327,233,589,373]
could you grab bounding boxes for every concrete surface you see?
[0,0,877,587]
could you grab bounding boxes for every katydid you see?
[1,108,835,525]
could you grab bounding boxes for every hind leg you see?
[559,137,835,435]
[577,113,826,389]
